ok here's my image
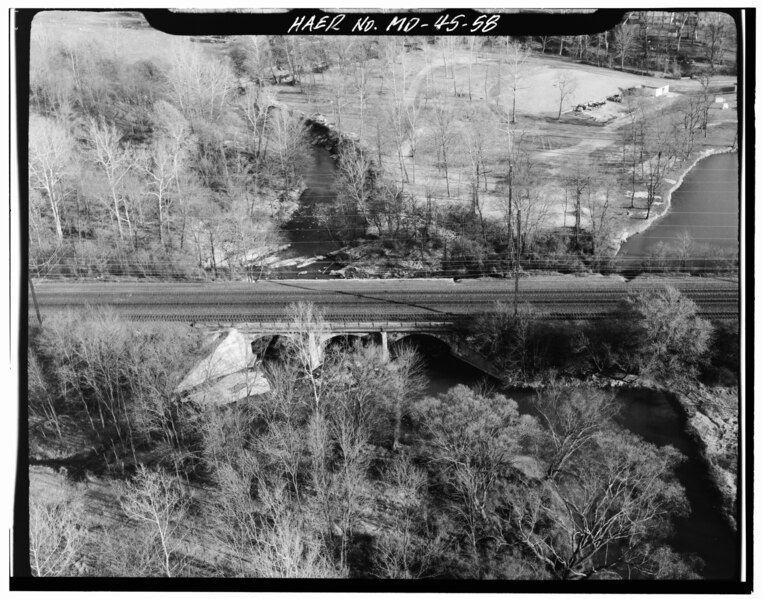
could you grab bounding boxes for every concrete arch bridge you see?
[231,320,502,377]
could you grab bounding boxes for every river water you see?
[618,152,739,263]
[419,350,739,580]
[278,145,344,277]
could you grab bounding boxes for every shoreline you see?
[613,146,738,254]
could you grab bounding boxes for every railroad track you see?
[31,307,739,323]
[30,280,739,323]
[116,311,737,323]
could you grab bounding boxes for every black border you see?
[11,7,753,593]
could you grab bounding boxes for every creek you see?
[618,152,739,262]
[279,145,341,277]
[415,343,739,580]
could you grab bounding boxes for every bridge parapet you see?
[231,320,458,336]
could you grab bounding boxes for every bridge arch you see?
[322,333,367,355]
[388,332,454,361]
[250,334,299,365]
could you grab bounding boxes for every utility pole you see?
[514,209,521,317]
[376,119,383,170]
[507,163,513,277]
[29,279,43,326]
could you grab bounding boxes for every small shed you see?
[625,84,670,98]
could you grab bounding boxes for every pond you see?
[617,152,739,266]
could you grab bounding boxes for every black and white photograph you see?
[10,6,751,591]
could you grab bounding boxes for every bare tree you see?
[85,118,136,244]
[554,72,577,120]
[268,108,307,192]
[152,101,194,246]
[674,230,694,269]
[586,179,615,258]
[138,135,182,249]
[673,12,692,54]
[416,385,535,564]
[403,97,421,185]
[350,40,371,142]
[285,302,329,406]
[241,85,272,168]
[165,38,235,123]
[229,35,272,85]
[532,378,620,480]
[466,36,483,101]
[28,348,61,436]
[464,106,490,217]
[335,141,375,232]
[703,12,733,72]
[642,114,677,219]
[674,94,706,158]
[373,454,442,578]
[696,74,714,137]
[623,285,713,378]
[29,115,73,244]
[614,22,638,70]
[119,466,188,578]
[622,94,648,209]
[564,159,590,248]
[382,38,411,187]
[249,500,340,577]
[504,40,531,124]
[30,472,86,576]
[385,345,424,450]
[515,185,551,254]
[509,429,690,580]
[430,100,456,197]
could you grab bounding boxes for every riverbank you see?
[612,147,739,254]
[668,383,739,531]
[500,371,740,533]
[605,376,738,532]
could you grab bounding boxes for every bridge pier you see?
[380,331,389,362]
[308,332,324,370]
